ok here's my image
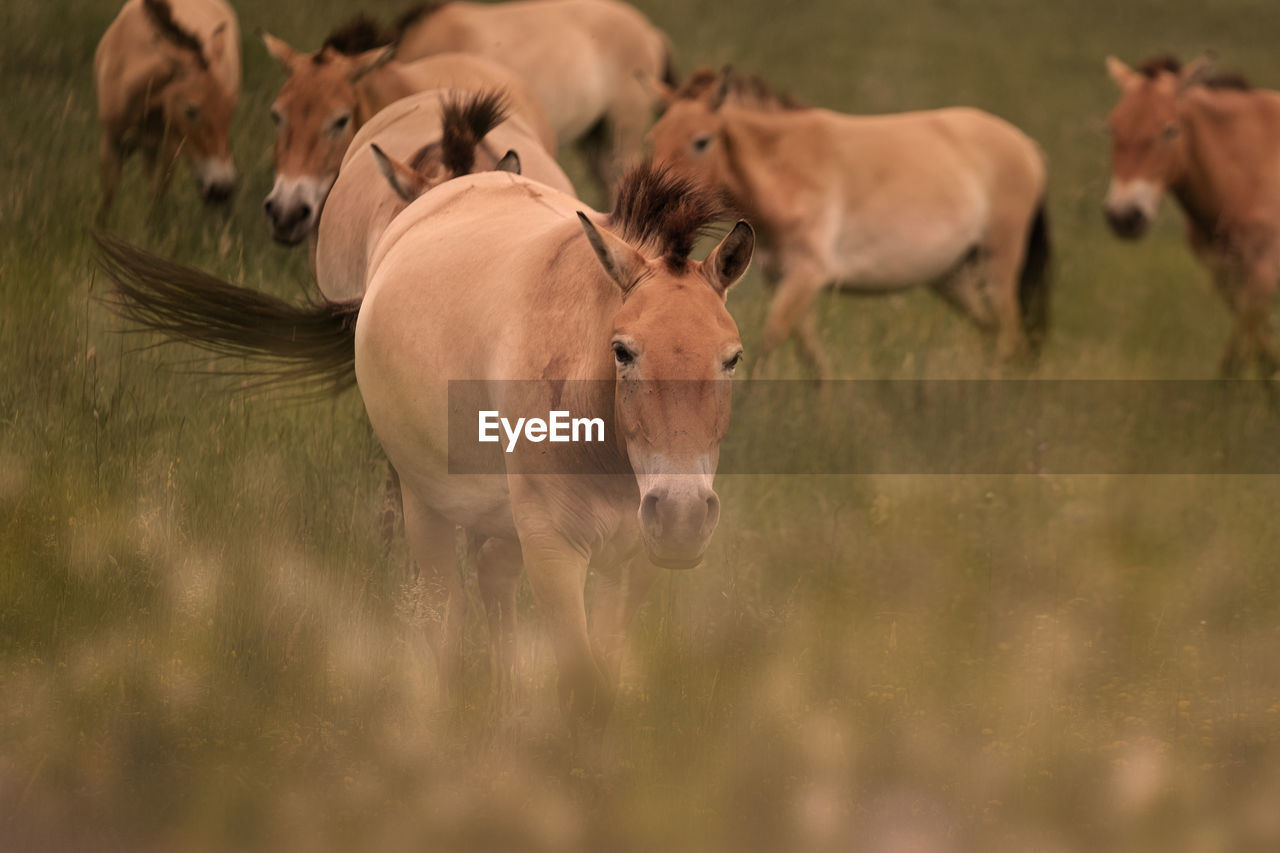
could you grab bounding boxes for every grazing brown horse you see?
[97,164,753,747]
[394,0,674,198]
[1104,55,1280,378]
[94,0,239,212]
[261,18,554,244]
[316,88,574,301]
[649,68,1051,378]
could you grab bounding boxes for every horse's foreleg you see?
[752,264,827,380]
[589,554,661,688]
[476,537,524,710]
[98,133,123,220]
[400,488,467,693]
[1240,253,1280,378]
[518,531,610,749]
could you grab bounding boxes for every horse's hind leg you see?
[981,221,1032,362]
[931,250,997,332]
[476,537,523,710]
[400,488,467,694]
[378,461,403,550]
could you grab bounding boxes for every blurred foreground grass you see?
[3,0,1280,850]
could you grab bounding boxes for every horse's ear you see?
[1105,56,1134,88]
[1178,53,1216,90]
[262,32,299,69]
[349,45,396,82]
[370,144,430,203]
[700,220,754,296]
[709,65,733,111]
[494,150,521,175]
[577,213,647,295]
[205,22,228,66]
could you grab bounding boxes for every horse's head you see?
[577,167,754,569]
[647,68,734,191]
[1103,55,1210,239]
[367,91,521,202]
[261,34,394,244]
[142,0,236,202]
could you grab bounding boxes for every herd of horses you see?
[93,0,1280,745]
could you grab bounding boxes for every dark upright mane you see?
[319,14,391,57]
[1136,54,1182,78]
[392,2,450,41]
[1137,54,1252,90]
[407,90,510,176]
[608,164,729,270]
[142,0,208,69]
[675,66,805,111]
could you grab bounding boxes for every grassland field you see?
[3,0,1280,850]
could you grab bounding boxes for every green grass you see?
[3,0,1280,850]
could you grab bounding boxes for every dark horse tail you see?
[1018,200,1052,354]
[94,234,360,393]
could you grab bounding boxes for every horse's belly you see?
[830,197,985,289]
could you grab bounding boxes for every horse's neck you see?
[1174,92,1280,236]
[355,68,416,124]
[716,110,796,230]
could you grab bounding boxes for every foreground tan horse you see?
[98,164,753,745]
[395,0,674,197]
[262,21,553,244]
[1104,55,1280,378]
[94,0,239,211]
[649,68,1051,377]
[316,88,574,301]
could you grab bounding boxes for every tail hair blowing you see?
[95,234,360,393]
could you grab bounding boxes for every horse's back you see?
[355,173,603,529]
[394,52,557,153]
[398,0,667,143]
[317,91,574,301]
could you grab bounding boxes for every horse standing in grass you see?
[261,17,554,245]
[649,68,1051,378]
[94,0,239,212]
[393,0,675,199]
[316,88,574,302]
[1104,55,1280,378]
[98,164,753,749]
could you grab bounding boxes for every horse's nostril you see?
[264,197,277,217]
[298,204,312,223]
[640,492,661,532]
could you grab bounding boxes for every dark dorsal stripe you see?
[609,164,730,270]
[142,0,208,69]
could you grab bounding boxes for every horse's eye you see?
[184,104,200,121]
[612,342,635,366]
[330,113,352,134]
[692,134,713,153]
[723,351,743,372]
[1161,124,1179,141]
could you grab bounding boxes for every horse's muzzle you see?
[264,198,312,245]
[639,486,721,570]
[1104,205,1149,240]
